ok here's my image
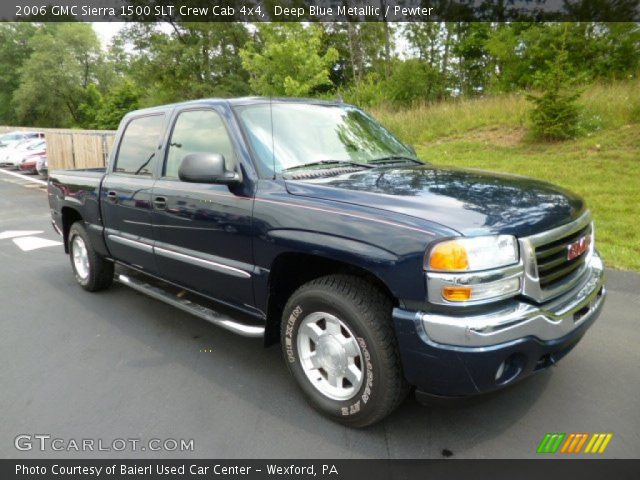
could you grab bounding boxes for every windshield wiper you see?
[282,160,373,172]
[369,155,423,166]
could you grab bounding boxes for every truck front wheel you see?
[281,274,409,427]
[68,222,113,292]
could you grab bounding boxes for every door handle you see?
[153,196,167,209]
[106,191,117,203]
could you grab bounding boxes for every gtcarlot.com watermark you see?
[15,434,194,453]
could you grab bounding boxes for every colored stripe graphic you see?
[585,433,613,454]
[539,433,614,454]
[560,434,575,453]
[574,433,589,453]
[537,433,566,453]
[560,433,589,453]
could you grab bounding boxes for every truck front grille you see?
[535,224,592,290]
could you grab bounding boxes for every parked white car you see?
[0,139,46,168]
[0,131,44,151]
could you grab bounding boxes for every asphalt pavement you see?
[0,168,638,459]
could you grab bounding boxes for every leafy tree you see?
[12,23,103,127]
[0,23,37,124]
[452,22,492,95]
[386,59,448,105]
[94,80,141,130]
[117,22,251,106]
[586,23,640,79]
[240,23,339,97]
[78,80,141,130]
[2,20,639,128]
[405,23,443,66]
[76,84,104,128]
[320,23,394,88]
[486,23,640,92]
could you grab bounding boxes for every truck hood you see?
[284,165,586,237]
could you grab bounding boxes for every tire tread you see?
[69,222,113,292]
[284,274,409,426]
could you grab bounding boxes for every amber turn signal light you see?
[442,286,472,301]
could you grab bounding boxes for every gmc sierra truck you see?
[48,98,606,427]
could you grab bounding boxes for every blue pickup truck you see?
[48,98,605,427]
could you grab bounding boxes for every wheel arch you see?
[61,206,83,253]
[263,252,398,346]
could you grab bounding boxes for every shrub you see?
[526,51,583,141]
[339,73,388,108]
[385,59,447,106]
[341,59,448,109]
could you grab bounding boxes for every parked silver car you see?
[0,138,46,168]
[0,131,44,150]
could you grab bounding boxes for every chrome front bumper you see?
[421,252,606,347]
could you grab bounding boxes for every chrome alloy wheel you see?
[297,312,364,401]
[71,235,90,281]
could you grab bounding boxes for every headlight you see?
[427,235,519,272]
[426,235,522,305]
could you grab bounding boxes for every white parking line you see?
[0,168,47,186]
[0,230,44,240]
[12,236,62,251]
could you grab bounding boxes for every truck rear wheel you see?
[68,222,113,292]
[281,274,408,427]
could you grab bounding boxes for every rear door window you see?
[115,115,165,176]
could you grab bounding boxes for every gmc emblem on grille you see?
[567,235,591,261]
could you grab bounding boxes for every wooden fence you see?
[0,126,116,170]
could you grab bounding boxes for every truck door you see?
[150,108,255,309]
[101,113,166,273]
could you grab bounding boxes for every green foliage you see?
[12,23,102,127]
[342,59,447,108]
[0,23,37,124]
[0,21,638,132]
[114,22,251,106]
[486,23,640,94]
[526,51,583,141]
[452,23,491,95]
[78,81,141,130]
[240,23,339,97]
[94,81,141,129]
[76,84,104,128]
[340,73,387,108]
[373,79,638,145]
[321,23,393,86]
[385,59,447,105]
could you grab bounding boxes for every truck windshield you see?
[235,103,416,174]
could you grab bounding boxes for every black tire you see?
[281,274,409,427]
[68,221,113,292]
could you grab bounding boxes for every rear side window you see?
[164,110,236,178]
[115,115,165,176]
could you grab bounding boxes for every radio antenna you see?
[270,96,276,179]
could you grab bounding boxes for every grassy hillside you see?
[373,81,640,271]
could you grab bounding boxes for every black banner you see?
[3,0,640,22]
[3,460,640,480]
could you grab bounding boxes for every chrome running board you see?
[116,274,265,338]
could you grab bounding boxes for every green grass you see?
[373,80,640,271]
